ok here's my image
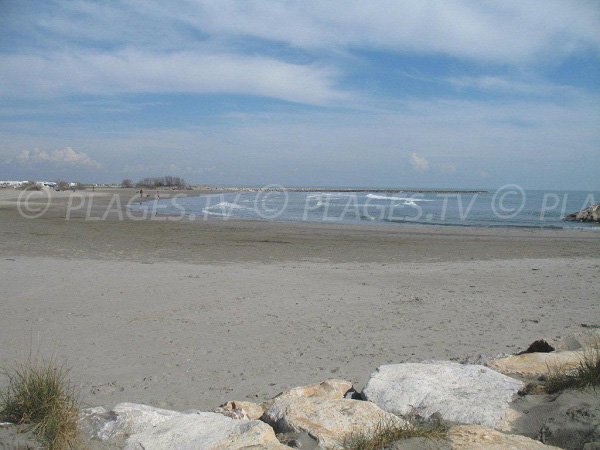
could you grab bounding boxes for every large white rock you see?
[125,414,288,450]
[263,379,404,449]
[363,362,524,428]
[79,402,290,450]
[79,403,181,441]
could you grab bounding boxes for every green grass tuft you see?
[343,417,448,450]
[0,359,80,449]
[545,345,600,394]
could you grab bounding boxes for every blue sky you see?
[0,0,599,189]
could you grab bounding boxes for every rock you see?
[215,400,264,420]
[552,330,600,352]
[362,361,523,428]
[79,403,180,441]
[126,414,289,450]
[487,351,585,378]
[79,402,290,449]
[277,431,320,449]
[518,340,555,354]
[263,379,404,449]
[564,204,600,222]
[446,425,562,449]
[278,378,353,400]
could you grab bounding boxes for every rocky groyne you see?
[564,204,600,223]
[72,330,599,449]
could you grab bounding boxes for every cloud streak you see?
[14,1,600,63]
[0,50,344,105]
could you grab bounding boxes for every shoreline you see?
[3,187,597,237]
[0,189,598,413]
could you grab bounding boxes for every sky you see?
[0,0,599,190]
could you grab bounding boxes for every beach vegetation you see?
[343,417,448,450]
[136,175,187,189]
[18,181,42,191]
[121,178,134,188]
[0,358,80,449]
[545,344,600,394]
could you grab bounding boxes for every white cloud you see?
[0,49,344,105]
[15,147,101,168]
[410,152,430,172]
[1,1,598,104]
[188,0,600,63]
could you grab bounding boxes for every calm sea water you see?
[132,188,599,231]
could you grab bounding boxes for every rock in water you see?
[79,402,290,449]
[564,204,600,222]
[263,378,405,448]
[362,362,523,428]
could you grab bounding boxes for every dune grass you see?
[343,417,448,450]
[545,345,600,394]
[0,359,80,449]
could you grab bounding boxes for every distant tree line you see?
[121,176,188,188]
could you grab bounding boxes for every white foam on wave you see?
[201,201,252,217]
[366,194,433,202]
[205,202,251,210]
[394,200,418,207]
[202,209,230,217]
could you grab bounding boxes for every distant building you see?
[0,180,59,189]
[0,180,28,188]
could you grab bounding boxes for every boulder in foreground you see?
[487,350,585,378]
[363,362,523,429]
[79,402,290,450]
[263,378,404,448]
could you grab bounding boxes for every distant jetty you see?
[204,187,489,194]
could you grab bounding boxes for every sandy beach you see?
[0,189,599,412]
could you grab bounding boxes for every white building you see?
[0,180,28,188]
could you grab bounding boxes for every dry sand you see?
[0,188,598,411]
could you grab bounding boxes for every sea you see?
[130,188,600,231]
